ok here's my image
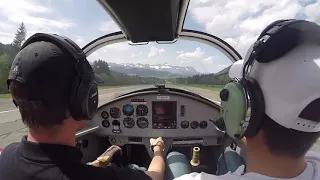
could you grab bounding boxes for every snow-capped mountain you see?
[108,62,199,77]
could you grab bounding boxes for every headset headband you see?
[22,33,86,61]
[242,19,320,78]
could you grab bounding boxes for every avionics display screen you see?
[152,101,177,129]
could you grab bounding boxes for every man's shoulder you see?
[306,151,320,158]
[0,143,19,158]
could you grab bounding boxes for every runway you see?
[0,85,320,153]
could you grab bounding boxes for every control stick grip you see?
[190,147,200,166]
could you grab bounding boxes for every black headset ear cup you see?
[69,74,98,120]
[83,81,98,119]
[69,75,83,120]
[242,77,265,138]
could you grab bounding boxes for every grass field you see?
[0,86,124,99]
[185,84,224,92]
[0,94,11,99]
[0,84,223,99]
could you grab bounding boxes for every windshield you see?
[0,0,319,151]
[86,40,232,106]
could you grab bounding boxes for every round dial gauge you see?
[110,107,121,119]
[102,120,110,128]
[123,117,135,128]
[137,117,149,129]
[136,105,148,116]
[101,111,109,119]
[181,121,189,129]
[190,121,199,129]
[123,104,134,116]
[200,121,208,129]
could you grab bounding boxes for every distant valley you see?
[108,62,199,78]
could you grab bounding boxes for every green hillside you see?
[169,65,231,86]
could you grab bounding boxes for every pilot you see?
[175,19,320,180]
[0,34,169,180]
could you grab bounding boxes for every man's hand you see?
[150,137,165,154]
[87,145,122,168]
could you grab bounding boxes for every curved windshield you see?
[86,40,232,106]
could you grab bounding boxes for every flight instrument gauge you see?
[110,107,121,119]
[123,104,134,116]
[123,117,135,128]
[200,121,208,129]
[137,117,149,129]
[136,105,148,116]
[101,111,109,119]
[190,121,199,129]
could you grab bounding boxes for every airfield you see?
[1,85,320,153]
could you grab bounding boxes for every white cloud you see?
[87,51,100,62]
[98,21,120,33]
[218,64,229,68]
[0,0,75,44]
[177,47,204,59]
[304,0,320,23]
[176,50,184,54]
[105,42,131,51]
[148,46,165,58]
[75,36,84,46]
[130,52,143,58]
[190,0,305,55]
[202,56,213,64]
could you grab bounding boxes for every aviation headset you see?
[14,33,99,121]
[219,19,320,139]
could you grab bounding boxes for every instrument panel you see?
[90,92,223,143]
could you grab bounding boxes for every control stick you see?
[190,147,200,166]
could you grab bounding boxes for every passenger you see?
[0,34,166,180]
[175,19,320,180]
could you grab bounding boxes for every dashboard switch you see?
[180,105,185,116]
[111,138,116,144]
[112,120,121,133]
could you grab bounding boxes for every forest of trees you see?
[0,23,26,93]
[169,67,231,86]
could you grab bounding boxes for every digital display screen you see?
[152,101,177,129]
[153,101,176,117]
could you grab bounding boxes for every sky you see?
[0,0,319,73]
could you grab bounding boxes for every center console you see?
[152,101,177,129]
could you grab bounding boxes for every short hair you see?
[261,98,320,158]
[9,80,70,129]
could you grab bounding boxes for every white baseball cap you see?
[229,43,320,132]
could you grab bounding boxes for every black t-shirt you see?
[0,136,152,180]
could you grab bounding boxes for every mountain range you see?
[108,62,199,77]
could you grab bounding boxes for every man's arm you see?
[145,141,165,180]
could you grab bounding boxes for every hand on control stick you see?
[87,145,122,168]
[150,137,165,153]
